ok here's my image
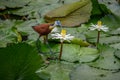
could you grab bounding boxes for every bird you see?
[32,20,62,54]
[32,20,61,43]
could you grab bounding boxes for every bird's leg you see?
[36,35,43,54]
[44,35,53,54]
[43,35,48,44]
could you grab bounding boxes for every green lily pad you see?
[70,64,120,80]
[101,14,120,30]
[36,62,74,80]
[0,43,43,80]
[89,45,120,70]
[98,0,120,18]
[60,44,80,62]
[88,36,120,44]
[110,43,120,49]
[114,49,120,59]
[44,0,92,27]
[78,47,99,62]
[58,44,98,63]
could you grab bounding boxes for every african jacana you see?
[32,20,61,43]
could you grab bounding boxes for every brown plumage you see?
[32,23,54,44]
[32,23,53,36]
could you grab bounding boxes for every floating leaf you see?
[12,0,61,16]
[36,62,74,80]
[61,44,80,62]
[0,0,32,9]
[44,0,92,27]
[89,45,120,70]
[114,49,120,59]
[78,47,99,62]
[88,36,120,44]
[110,43,120,49]
[0,20,22,47]
[100,14,120,30]
[98,0,120,18]
[70,38,90,47]
[70,64,120,80]
[0,43,43,80]
[58,44,98,62]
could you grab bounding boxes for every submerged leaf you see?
[44,0,92,27]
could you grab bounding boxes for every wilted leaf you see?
[44,0,92,27]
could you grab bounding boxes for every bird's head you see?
[53,20,62,27]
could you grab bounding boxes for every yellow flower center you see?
[61,29,66,37]
[97,21,102,28]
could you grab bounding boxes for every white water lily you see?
[51,29,74,42]
[89,21,109,32]
[51,27,58,33]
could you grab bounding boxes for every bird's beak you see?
[49,26,54,30]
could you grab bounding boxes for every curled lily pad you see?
[44,0,92,27]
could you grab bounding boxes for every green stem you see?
[59,42,63,60]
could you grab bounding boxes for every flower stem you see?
[59,42,63,60]
[97,31,100,45]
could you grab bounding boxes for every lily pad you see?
[114,49,120,59]
[59,44,98,63]
[101,14,120,30]
[110,43,120,50]
[70,64,120,80]
[78,47,99,62]
[98,0,120,18]
[36,62,74,80]
[44,0,92,27]
[89,45,120,70]
[61,44,80,62]
[88,36,120,44]
[0,43,43,80]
